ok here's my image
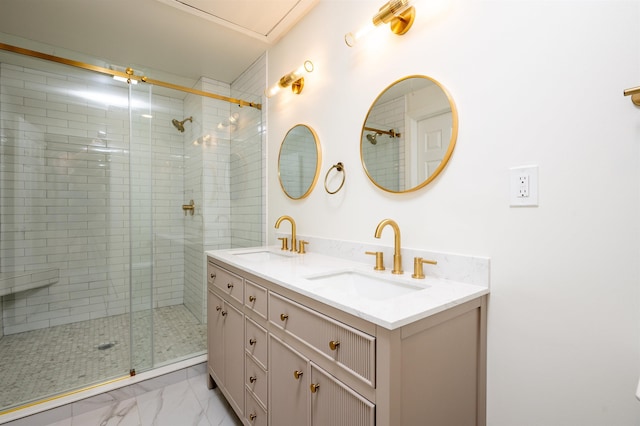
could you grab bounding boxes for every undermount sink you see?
[304,270,426,302]
[231,249,295,262]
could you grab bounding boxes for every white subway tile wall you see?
[229,54,266,249]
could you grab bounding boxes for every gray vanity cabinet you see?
[207,269,245,418]
[207,256,487,426]
[269,335,309,426]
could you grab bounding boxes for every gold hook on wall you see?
[623,86,640,106]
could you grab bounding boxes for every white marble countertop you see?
[206,246,489,330]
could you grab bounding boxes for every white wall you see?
[266,0,640,424]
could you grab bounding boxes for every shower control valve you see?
[182,200,195,216]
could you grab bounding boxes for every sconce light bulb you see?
[265,84,281,98]
[303,60,314,73]
[345,22,376,47]
[266,60,314,97]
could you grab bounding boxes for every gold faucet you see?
[374,218,403,274]
[275,215,296,252]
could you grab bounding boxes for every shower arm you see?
[363,126,401,138]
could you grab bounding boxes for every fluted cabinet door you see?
[223,302,245,417]
[270,335,309,426]
[310,363,374,426]
[207,290,224,382]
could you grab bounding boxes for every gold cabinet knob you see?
[210,272,216,279]
[215,306,221,311]
[249,295,256,302]
[293,370,303,379]
[249,413,257,421]
[221,310,227,316]
[227,282,234,289]
[310,383,320,393]
[329,340,340,351]
[249,338,256,346]
[249,375,257,383]
[280,313,288,321]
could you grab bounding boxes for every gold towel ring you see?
[324,162,346,194]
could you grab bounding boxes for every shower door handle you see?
[182,200,195,216]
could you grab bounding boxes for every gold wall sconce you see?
[266,60,314,98]
[624,85,640,106]
[345,0,416,47]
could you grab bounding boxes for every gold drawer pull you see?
[249,295,256,302]
[215,306,221,311]
[249,413,257,421]
[280,313,288,321]
[310,383,320,393]
[210,272,216,279]
[293,370,303,379]
[329,340,340,351]
[227,282,234,289]
[249,376,257,383]
[221,310,227,316]
[249,338,256,346]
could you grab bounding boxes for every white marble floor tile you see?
[3,371,241,426]
[45,420,72,426]
[70,398,140,426]
[136,379,206,426]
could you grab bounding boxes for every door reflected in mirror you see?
[278,124,322,199]
[361,75,458,193]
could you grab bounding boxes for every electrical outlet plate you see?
[510,165,538,207]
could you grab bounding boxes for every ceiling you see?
[0,0,318,84]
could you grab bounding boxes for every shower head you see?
[366,133,379,145]
[172,116,192,133]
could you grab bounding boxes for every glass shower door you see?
[128,81,154,373]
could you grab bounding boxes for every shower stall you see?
[0,44,264,412]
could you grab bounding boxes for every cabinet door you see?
[270,335,309,426]
[310,363,374,426]
[207,290,224,383]
[223,302,245,417]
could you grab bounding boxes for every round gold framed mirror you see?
[278,124,322,199]
[361,75,458,193]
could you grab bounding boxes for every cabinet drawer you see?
[245,354,267,408]
[245,317,268,369]
[210,264,243,305]
[245,280,268,320]
[245,389,267,426]
[269,292,376,386]
[206,260,216,292]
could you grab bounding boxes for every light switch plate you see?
[510,165,538,207]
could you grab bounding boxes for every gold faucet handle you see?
[298,240,309,254]
[277,237,289,251]
[365,251,385,271]
[412,257,437,279]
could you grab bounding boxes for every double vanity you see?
[205,232,489,426]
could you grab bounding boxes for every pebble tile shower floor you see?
[0,305,206,409]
